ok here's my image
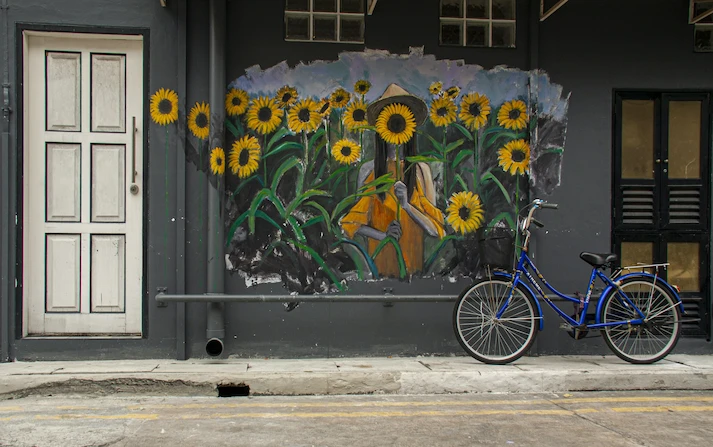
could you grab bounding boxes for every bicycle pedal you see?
[559,322,572,331]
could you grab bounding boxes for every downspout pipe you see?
[206,0,226,357]
[1,0,12,362]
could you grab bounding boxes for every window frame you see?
[439,0,517,48]
[285,0,365,44]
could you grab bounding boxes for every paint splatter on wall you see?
[183,48,570,293]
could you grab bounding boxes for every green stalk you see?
[474,128,480,192]
[395,144,401,221]
[263,134,267,183]
[515,174,521,258]
[302,131,309,176]
[442,128,448,207]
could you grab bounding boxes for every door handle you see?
[130,116,139,195]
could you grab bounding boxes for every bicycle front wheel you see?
[453,278,539,365]
[600,277,682,364]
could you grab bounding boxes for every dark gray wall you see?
[2,0,186,360]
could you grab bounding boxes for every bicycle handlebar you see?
[541,203,558,209]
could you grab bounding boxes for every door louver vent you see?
[680,295,707,336]
[621,186,655,225]
[669,186,701,225]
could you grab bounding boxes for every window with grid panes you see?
[439,0,516,48]
[285,0,365,43]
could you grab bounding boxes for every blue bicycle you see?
[453,199,684,365]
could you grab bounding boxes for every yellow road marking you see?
[0,406,23,412]
[35,413,159,421]
[612,405,713,413]
[554,396,713,405]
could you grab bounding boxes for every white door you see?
[23,32,144,335]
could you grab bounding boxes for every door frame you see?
[15,24,151,339]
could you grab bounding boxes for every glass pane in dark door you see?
[621,100,654,179]
[668,101,701,180]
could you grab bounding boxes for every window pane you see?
[313,16,337,40]
[466,0,489,19]
[693,1,713,23]
[286,0,309,11]
[668,242,700,292]
[493,0,515,20]
[441,0,462,18]
[695,25,713,52]
[340,16,364,42]
[440,21,462,45]
[341,0,364,13]
[466,22,488,47]
[620,242,653,270]
[668,101,701,179]
[621,100,654,179]
[492,22,515,47]
[314,0,337,12]
[285,14,310,40]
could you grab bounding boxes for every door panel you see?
[24,33,144,336]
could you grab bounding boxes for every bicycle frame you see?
[497,251,645,329]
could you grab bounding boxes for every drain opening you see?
[218,383,250,397]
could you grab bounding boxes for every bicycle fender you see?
[595,272,685,325]
[491,271,544,330]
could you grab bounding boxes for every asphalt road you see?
[1,391,712,446]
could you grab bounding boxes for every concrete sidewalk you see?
[2,355,713,399]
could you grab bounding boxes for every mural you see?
[170,49,570,293]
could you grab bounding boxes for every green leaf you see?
[406,155,443,164]
[287,238,346,291]
[451,150,472,169]
[287,216,306,242]
[265,127,290,153]
[271,157,303,192]
[453,173,468,192]
[370,236,407,279]
[263,141,303,159]
[314,165,350,189]
[229,174,263,201]
[304,201,332,233]
[286,189,331,216]
[225,209,249,247]
[424,234,463,272]
[358,173,395,193]
[352,125,376,132]
[488,211,516,231]
[335,238,379,279]
[225,118,241,138]
[247,189,272,234]
[254,210,286,234]
[481,171,512,205]
[309,128,326,156]
[452,123,475,141]
[486,131,526,149]
[445,138,465,154]
[419,130,444,152]
[301,215,325,229]
[544,147,564,154]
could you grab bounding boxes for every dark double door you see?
[613,91,711,337]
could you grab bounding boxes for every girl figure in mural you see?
[341,84,445,277]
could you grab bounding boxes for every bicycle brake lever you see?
[531,218,545,228]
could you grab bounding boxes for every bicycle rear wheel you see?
[453,278,539,364]
[599,276,682,364]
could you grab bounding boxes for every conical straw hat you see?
[366,83,428,126]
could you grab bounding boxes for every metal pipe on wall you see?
[1,0,12,362]
[157,294,457,303]
[206,0,226,357]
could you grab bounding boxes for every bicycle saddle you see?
[579,252,618,267]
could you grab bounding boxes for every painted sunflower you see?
[429,81,443,96]
[317,98,332,118]
[229,135,261,179]
[446,191,484,235]
[246,96,284,135]
[150,88,178,126]
[187,102,210,140]
[445,86,461,100]
[459,93,491,131]
[497,99,529,130]
[375,103,417,145]
[429,97,457,127]
[330,88,351,108]
[287,98,321,134]
[343,99,369,131]
[354,80,371,95]
[332,139,361,165]
[225,88,249,116]
[209,147,226,176]
[497,139,531,176]
[275,85,298,109]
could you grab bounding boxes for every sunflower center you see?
[232,97,241,106]
[357,85,366,93]
[335,95,344,103]
[341,146,352,157]
[469,103,481,117]
[158,99,172,114]
[352,109,366,122]
[216,156,223,166]
[509,109,521,120]
[458,206,470,221]
[239,149,249,166]
[387,114,407,134]
[282,93,292,103]
[511,149,525,163]
[298,108,311,123]
[437,107,448,117]
[258,107,272,122]
[195,113,208,129]
[319,102,330,114]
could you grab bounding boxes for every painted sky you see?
[229,47,569,121]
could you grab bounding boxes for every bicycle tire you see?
[599,275,682,364]
[453,278,539,364]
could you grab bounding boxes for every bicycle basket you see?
[477,226,516,271]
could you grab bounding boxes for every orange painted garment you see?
[340,161,445,277]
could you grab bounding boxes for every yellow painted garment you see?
[341,161,445,277]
